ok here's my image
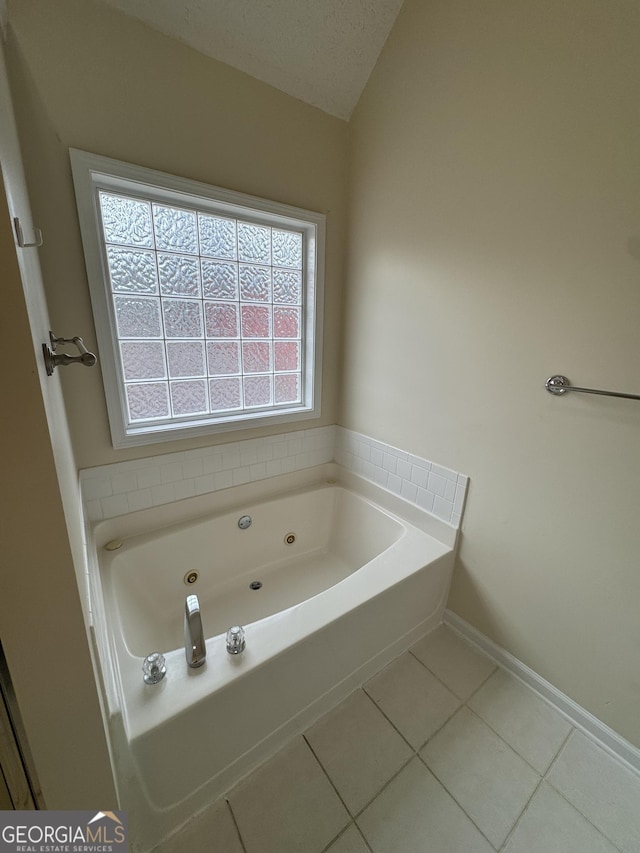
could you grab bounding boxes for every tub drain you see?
[249,581,262,590]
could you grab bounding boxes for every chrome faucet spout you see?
[184,594,206,668]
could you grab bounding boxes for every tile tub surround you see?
[334,427,468,527]
[80,425,469,525]
[80,426,337,521]
[149,623,640,853]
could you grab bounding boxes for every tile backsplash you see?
[80,425,468,527]
[334,428,468,528]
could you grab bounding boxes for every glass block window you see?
[100,190,306,422]
[70,150,324,447]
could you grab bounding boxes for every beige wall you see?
[344,0,640,745]
[6,0,348,469]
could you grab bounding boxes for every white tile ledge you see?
[444,610,640,778]
[81,425,470,532]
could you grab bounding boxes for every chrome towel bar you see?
[545,375,640,402]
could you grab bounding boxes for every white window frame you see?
[70,149,325,448]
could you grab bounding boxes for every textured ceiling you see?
[98,0,405,119]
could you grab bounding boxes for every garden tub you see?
[87,463,458,851]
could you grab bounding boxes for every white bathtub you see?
[87,463,459,851]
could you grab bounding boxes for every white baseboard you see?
[444,609,640,777]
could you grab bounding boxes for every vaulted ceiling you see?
[97,0,405,120]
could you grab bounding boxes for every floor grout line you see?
[497,771,547,851]
[304,685,424,816]
[542,731,627,853]
[496,725,576,852]
[541,782,627,853]
[350,753,417,822]
[543,726,575,779]
[460,702,555,777]
[301,731,356,820]
[407,632,498,705]
[360,681,440,754]
[459,664,500,704]
[318,822,353,853]
[353,823,375,853]
[415,753,500,851]
[404,626,547,852]
[224,797,249,853]
[302,720,409,850]
[318,822,375,853]
[416,698,551,851]
[410,702,463,754]
[362,629,546,850]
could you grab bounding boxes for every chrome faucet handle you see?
[142,652,166,685]
[226,625,246,655]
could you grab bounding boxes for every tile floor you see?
[152,624,640,853]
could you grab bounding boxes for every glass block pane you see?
[162,299,203,338]
[107,247,158,294]
[272,229,302,269]
[126,382,169,421]
[170,380,208,416]
[202,260,239,300]
[274,341,300,372]
[242,341,271,374]
[166,341,205,378]
[198,214,237,259]
[205,302,239,337]
[98,181,316,428]
[238,222,271,264]
[120,341,166,380]
[243,375,271,407]
[274,373,301,404]
[239,264,271,302]
[207,341,240,375]
[273,306,300,338]
[273,269,302,304]
[152,204,198,254]
[100,193,153,247]
[158,254,201,297]
[241,305,270,338]
[114,296,162,338]
[209,377,242,411]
